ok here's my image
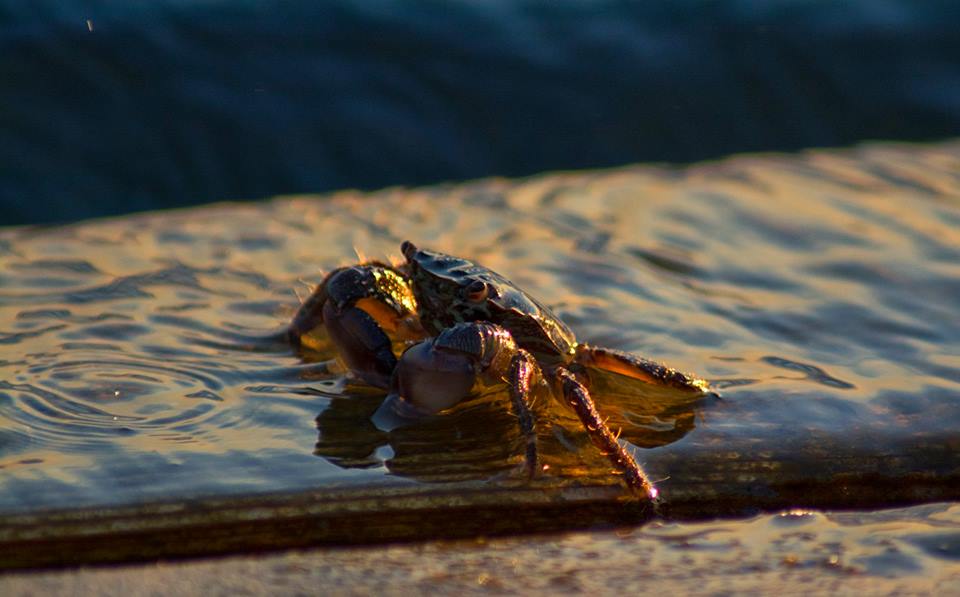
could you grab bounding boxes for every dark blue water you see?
[2,0,960,225]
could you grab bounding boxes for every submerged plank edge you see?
[3,468,960,571]
[0,482,642,570]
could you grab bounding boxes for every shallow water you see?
[0,141,959,523]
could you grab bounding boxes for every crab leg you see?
[574,344,712,394]
[508,349,540,477]
[554,367,658,499]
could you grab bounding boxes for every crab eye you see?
[401,241,418,260]
[463,280,489,302]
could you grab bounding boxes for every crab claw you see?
[371,338,477,432]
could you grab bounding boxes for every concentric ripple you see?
[3,357,226,452]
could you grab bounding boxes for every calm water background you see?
[2,0,960,225]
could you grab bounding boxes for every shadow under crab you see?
[291,241,714,500]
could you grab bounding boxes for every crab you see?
[288,241,712,500]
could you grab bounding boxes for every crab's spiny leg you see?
[574,345,712,395]
[555,367,658,499]
[508,349,540,477]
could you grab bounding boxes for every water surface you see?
[0,140,958,519]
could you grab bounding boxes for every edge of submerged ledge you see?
[3,464,960,572]
[0,481,642,571]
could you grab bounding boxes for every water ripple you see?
[761,356,856,389]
